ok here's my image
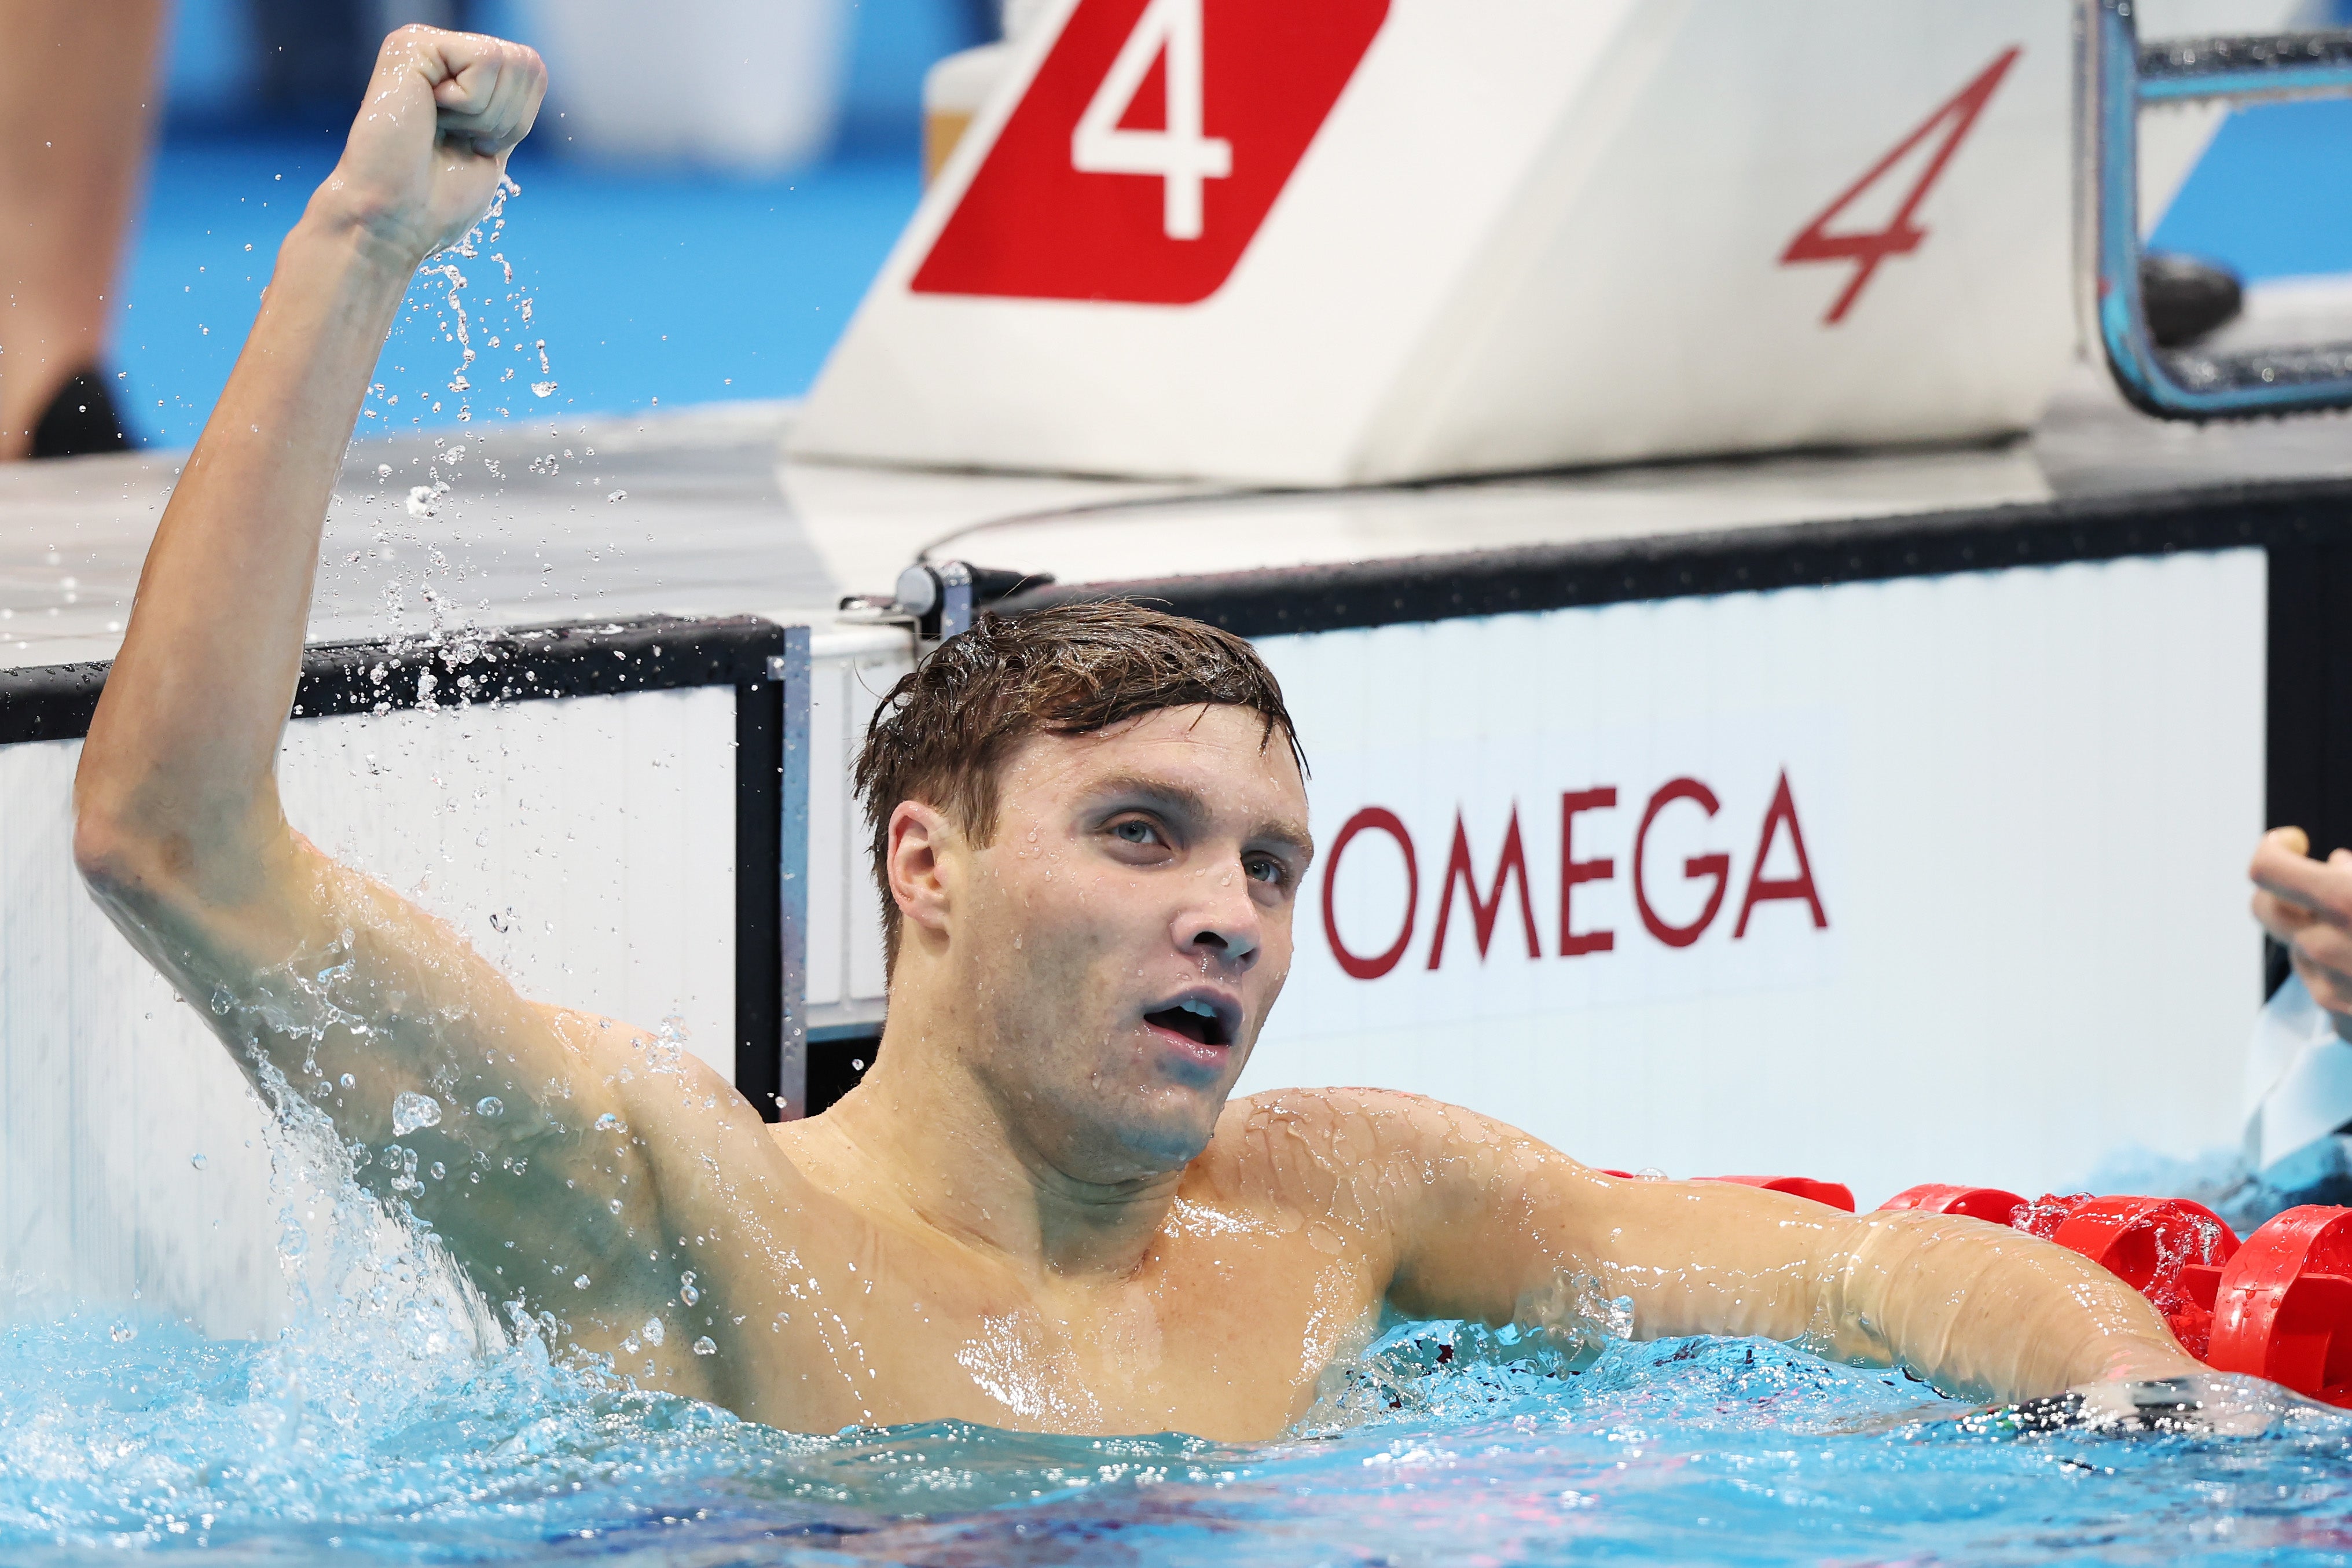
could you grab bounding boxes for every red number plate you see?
[913,0,1391,306]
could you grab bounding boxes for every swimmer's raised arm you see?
[71,29,769,1388]
[1268,1091,2197,1405]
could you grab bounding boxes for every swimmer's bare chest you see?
[688,1130,1393,1442]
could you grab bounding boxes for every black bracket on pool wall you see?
[735,627,812,1124]
[2267,537,2352,996]
[0,611,803,1121]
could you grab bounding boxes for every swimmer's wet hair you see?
[855,600,1304,977]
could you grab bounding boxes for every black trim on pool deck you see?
[1000,472,2352,637]
[0,612,796,1121]
[0,612,784,747]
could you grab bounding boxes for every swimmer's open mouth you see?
[1143,995,1236,1048]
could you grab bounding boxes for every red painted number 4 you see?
[1070,0,1231,240]
[1781,47,2021,325]
[913,0,1390,305]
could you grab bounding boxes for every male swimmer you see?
[75,27,2215,1440]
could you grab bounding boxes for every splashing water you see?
[333,171,554,662]
[6,1299,2352,1565]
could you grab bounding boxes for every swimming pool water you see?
[7,1272,2352,1564]
[0,1117,2341,1567]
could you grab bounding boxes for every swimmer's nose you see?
[1176,875,1261,971]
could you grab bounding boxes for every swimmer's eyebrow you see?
[1083,773,1312,860]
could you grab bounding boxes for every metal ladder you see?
[2081,0,2352,417]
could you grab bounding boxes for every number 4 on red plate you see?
[1780,47,2021,326]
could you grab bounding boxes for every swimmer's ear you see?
[886,801,957,941]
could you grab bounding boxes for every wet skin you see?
[72,24,2210,1442]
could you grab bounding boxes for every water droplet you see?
[111,1324,137,1343]
[391,1091,442,1136]
[680,1270,699,1306]
[573,1275,591,1290]
[608,1197,623,1214]
[189,1154,207,1170]
[642,1316,665,1346]
[340,1073,355,1089]
[475,1096,503,1117]
[595,1112,623,1133]
[531,381,557,398]
[430,1162,446,1180]
[606,489,626,503]
[691,1336,716,1356]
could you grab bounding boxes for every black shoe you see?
[2141,252,2244,349]
[29,367,131,458]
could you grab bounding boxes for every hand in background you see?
[317,27,545,269]
[2250,826,2352,1040]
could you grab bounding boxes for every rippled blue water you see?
[5,1130,2349,1566]
[7,1298,2352,1566]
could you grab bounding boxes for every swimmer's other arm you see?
[70,30,769,1388]
[1266,1092,2200,1403]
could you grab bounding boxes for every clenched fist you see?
[311,27,546,269]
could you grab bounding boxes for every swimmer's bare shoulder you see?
[1194,1085,1604,1301]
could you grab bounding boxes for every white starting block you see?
[794,0,2295,484]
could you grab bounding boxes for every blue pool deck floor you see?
[101,97,2352,453]
[115,140,923,450]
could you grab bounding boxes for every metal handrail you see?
[2079,1,2352,419]
[2140,30,2352,102]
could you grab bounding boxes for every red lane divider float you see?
[1700,1174,1858,1211]
[1878,1183,2028,1225]
[1667,1169,2352,1405]
[2203,1205,2352,1404]
[2045,1196,2240,1358]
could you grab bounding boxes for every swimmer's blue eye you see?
[1245,854,1286,887]
[1110,818,1160,846]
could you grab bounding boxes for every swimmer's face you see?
[941,704,1311,1179]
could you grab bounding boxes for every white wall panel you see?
[1239,550,2267,1206]
[1,686,739,1336]
[806,658,852,1010]
[843,656,909,1006]
[802,637,912,1022]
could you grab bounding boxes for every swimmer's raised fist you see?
[313,27,545,268]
